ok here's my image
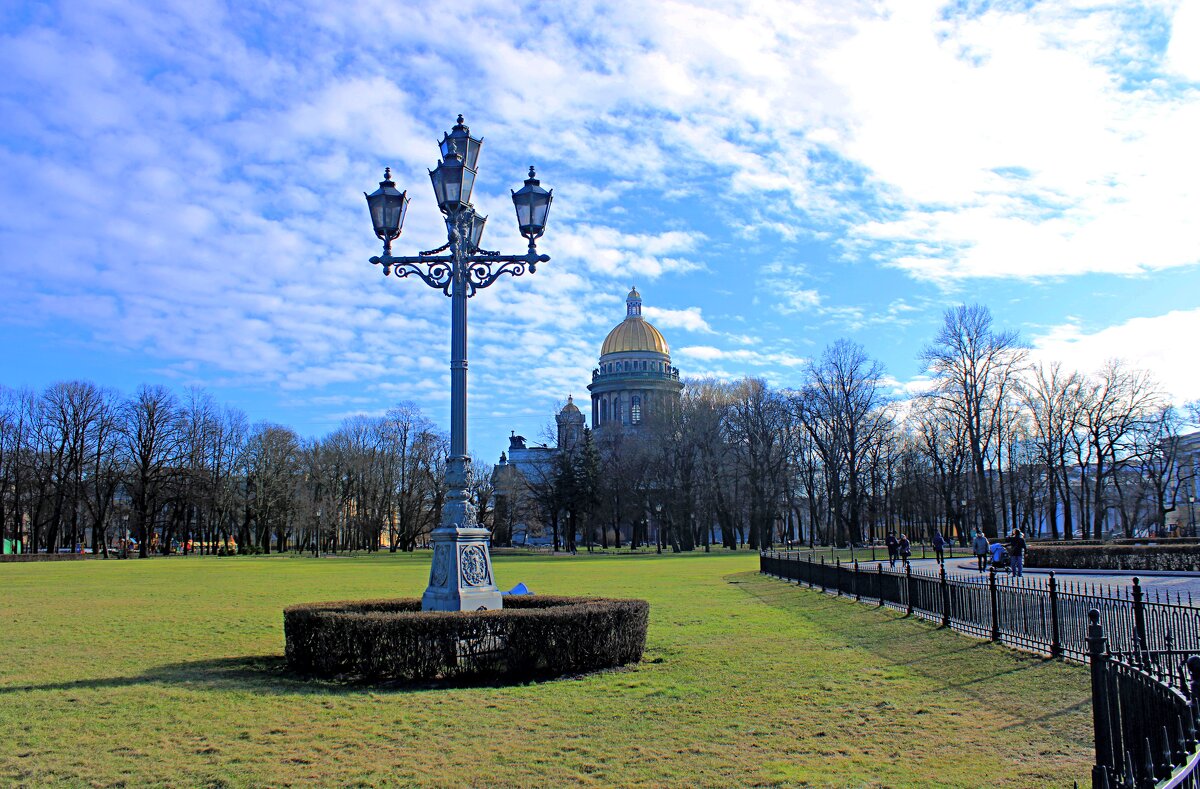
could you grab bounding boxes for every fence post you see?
[836,558,842,597]
[854,560,861,602]
[1049,571,1062,659]
[1132,577,1148,654]
[905,562,914,616]
[820,557,826,593]
[1188,656,1200,750]
[989,567,1000,642]
[940,563,951,627]
[1087,609,1115,789]
[877,562,884,608]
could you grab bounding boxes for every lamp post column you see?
[365,116,552,612]
[449,215,469,461]
[422,213,502,612]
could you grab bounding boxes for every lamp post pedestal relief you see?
[364,116,552,611]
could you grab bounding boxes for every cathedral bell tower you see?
[556,395,586,449]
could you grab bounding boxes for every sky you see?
[2,0,1200,466]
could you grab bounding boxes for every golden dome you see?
[561,394,581,413]
[601,317,670,356]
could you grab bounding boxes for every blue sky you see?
[3,0,1200,466]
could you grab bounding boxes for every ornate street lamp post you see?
[364,115,553,611]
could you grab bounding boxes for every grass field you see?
[0,551,1092,787]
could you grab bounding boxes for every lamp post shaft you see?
[421,213,501,612]
[365,117,550,612]
[450,262,468,459]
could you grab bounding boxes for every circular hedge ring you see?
[283,595,649,682]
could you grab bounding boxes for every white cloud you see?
[643,306,712,333]
[1167,0,1200,80]
[827,1,1200,283]
[1032,308,1200,402]
[677,345,807,368]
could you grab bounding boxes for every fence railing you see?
[760,551,1200,660]
[759,551,1200,788]
[1089,615,1200,788]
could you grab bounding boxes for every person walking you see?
[971,529,990,572]
[898,533,911,568]
[932,530,946,565]
[1009,529,1027,578]
[886,531,898,569]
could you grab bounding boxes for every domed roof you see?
[600,287,670,356]
[560,394,581,413]
[601,318,670,356]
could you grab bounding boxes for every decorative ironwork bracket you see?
[370,248,551,298]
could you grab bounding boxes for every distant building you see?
[491,287,683,544]
[588,287,683,430]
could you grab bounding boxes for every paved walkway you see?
[866,556,1200,604]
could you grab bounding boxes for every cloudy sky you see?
[3,0,1199,464]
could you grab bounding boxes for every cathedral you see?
[587,287,683,430]
[492,288,683,543]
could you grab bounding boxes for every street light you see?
[960,498,968,544]
[364,115,552,612]
[655,503,663,555]
[1190,496,1196,538]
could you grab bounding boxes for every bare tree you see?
[1080,360,1165,539]
[121,385,183,558]
[796,340,891,546]
[921,304,1028,537]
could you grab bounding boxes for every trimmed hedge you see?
[1033,538,1200,548]
[1026,544,1200,572]
[283,595,649,682]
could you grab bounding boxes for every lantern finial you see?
[528,166,536,179]
[457,114,465,125]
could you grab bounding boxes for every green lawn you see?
[0,551,1092,787]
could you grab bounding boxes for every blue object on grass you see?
[503,582,533,596]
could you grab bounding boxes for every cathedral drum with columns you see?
[588,287,683,430]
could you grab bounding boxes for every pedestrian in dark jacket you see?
[971,529,990,572]
[1009,530,1027,577]
[886,531,898,568]
[932,530,946,565]
[898,534,911,567]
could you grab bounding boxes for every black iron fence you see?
[1088,615,1200,788]
[759,551,1200,788]
[760,551,1200,660]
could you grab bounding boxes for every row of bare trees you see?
[513,305,1198,550]
[4,304,1195,556]
[0,383,454,556]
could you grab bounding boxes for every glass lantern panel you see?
[459,168,476,205]
[383,195,405,230]
[464,137,482,170]
[442,171,461,205]
[469,215,486,249]
[530,195,550,228]
[515,198,532,228]
[430,169,446,205]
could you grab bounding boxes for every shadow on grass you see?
[732,570,1092,745]
[0,654,615,697]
